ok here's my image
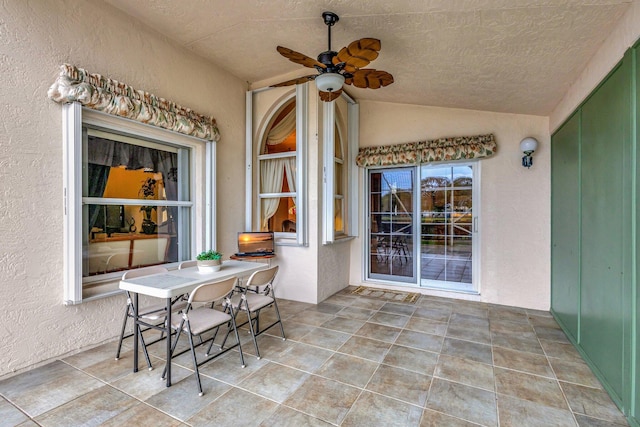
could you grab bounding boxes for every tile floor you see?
[0,287,630,426]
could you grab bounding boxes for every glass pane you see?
[261,197,296,232]
[334,162,343,196]
[84,136,179,201]
[368,168,414,281]
[420,165,473,289]
[83,204,181,277]
[263,101,296,155]
[334,124,343,160]
[334,198,344,233]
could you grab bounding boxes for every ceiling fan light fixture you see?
[315,72,345,92]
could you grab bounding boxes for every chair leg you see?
[205,325,222,356]
[244,306,261,359]
[162,323,184,380]
[115,305,131,360]
[116,291,154,370]
[219,305,237,349]
[138,324,153,370]
[187,332,204,396]
[230,310,245,368]
[272,300,286,341]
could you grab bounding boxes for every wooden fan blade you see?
[271,75,317,87]
[344,69,394,89]
[333,38,381,73]
[277,46,326,69]
[319,89,343,102]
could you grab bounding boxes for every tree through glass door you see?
[420,164,475,292]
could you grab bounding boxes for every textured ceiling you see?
[103,0,631,116]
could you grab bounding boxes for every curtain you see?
[284,157,296,192]
[355,134,497,167]
[87,164,111,231]
[266,108,295,145]
[259,157,297,230]
[87,136,179,231]
[260,159,286,230]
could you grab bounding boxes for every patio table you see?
[119,259,268,386]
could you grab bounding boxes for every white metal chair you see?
[162,276,245,395]
[222,265,285,359]
[115,266,187,370]
[178,260,197,270]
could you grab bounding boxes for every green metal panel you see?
[551,112,581,340]
[633,44,640,427]
[580,55,632,405]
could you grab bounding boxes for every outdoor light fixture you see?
[315,72,345,93]
[520,137,538,168]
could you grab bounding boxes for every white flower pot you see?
[197,259,222,273]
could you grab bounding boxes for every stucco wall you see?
[0,0,246,376]
[550,1,640,131]
[350,101,551,311]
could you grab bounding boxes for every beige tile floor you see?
[0,287,630,426]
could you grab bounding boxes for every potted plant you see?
[196,249,223,272]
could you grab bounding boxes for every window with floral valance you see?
[355,134,497,167]
[48,64,220,141]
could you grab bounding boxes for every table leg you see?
[165,297,172,387]
[133,293,139,372]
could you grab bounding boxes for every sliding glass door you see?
[420,164,476,292]
[366,163,478,292]
[368,168,415,282]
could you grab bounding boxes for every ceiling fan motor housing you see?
[317,51,337,68]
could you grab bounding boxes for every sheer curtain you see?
[260,157,297,230]
[266,108,295,146]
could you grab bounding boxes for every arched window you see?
[258,100,297,233]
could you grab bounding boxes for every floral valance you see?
[355,133,497,167]
[47,64,220,141]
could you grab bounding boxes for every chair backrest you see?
[245,265,279,292]
[106,252,130,272]
[281,219,296,232]
[130,236,170,267]
[122,265,168,280]
[188,277,237,304]
[178,260,198,270]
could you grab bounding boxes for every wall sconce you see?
[520,137,538,168]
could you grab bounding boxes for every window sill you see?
[324,235,356,245]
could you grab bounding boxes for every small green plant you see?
[196,250,223,261]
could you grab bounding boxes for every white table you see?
[119,259,268,386]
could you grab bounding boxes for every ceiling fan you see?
[272,11,394,102]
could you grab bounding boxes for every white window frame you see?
[363,161,480,293]
[322,95,359,244]
[246,84,308,246]
[63,102,215,305]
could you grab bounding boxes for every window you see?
[63,103,213,304]
[322,94,358,243]
[248,85,308,246]
[334,122,345,235]
[258,99,298,234]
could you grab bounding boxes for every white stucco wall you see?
[550,1,640,131]
[0,0,247,376]
[350,101,551,311]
